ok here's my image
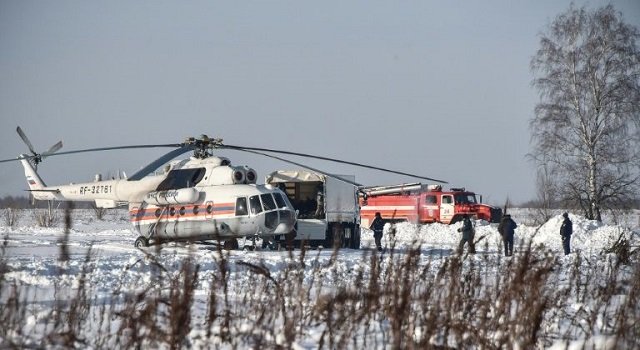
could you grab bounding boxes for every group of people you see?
[459,212,573,256]
[371,211,574,256]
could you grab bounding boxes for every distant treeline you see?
[516,198,640,210]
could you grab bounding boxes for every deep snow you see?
[1,208,639,349]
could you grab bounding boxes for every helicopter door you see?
[205,201,214,220]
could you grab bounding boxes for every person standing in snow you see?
[560,212,573,255]
[457,214,476,254]
[498,214,517,256]
[369,212,385,252]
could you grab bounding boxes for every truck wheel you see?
[353,224,361,249]
[324,226,334,249]
[285,231,296,250]
[331,223,343,249]
[223,239,239,250]
[449,215,462,225]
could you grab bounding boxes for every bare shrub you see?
[2,208,20,227]
[91,204,108,221]
[34,208,58,227]
[604,230,639,266]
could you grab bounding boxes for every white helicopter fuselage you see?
[19,155,297,244]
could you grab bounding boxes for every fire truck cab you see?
[360,184,501,227]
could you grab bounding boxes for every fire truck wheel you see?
[450,215,462,225]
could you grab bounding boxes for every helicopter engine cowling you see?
[244,167,257,184]
[207,166,258,185]
[144,188,199,205]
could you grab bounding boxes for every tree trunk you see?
[587,153,599,221]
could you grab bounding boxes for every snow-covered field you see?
[1,209,639,349]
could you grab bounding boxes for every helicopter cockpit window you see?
[273,192,287,208]
[260,194,277,211]
[156,168,206,191]
[249,195,262,215]
[235,197,248,216]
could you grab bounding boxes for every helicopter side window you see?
[249,195,262,215]
[235,197,248,216]
[273,192,287,208]
[156,168,206,191]
[261,194,277,211]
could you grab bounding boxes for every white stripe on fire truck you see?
[361,206,415,211]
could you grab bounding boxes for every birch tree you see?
[530,5,640,221]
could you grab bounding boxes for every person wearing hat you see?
[457,214,476,254]
[560,212,573,255]
[369,212,385,252]
[498,214,518,256]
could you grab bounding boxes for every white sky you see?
[1,1,639,205]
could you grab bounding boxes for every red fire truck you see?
[359,183,502,227]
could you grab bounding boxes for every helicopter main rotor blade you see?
[16,126,37,156]
[236,148,362,187]
[52,143,183,158]
[222,144,448,184]
[0,156,25,164]
[128,145,194,181]
[0,143,183,164]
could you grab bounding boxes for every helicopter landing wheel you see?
[134,236,149,248]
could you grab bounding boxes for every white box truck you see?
[265,170,361,249]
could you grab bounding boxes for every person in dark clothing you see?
[314,185,325,219]
[560,212,573,255]
[498,214,517,256]
[457,215,475,254]
[369,212,385,251]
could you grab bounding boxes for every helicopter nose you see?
[265,208,296,234]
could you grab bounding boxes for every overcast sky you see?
[1,1,639,205]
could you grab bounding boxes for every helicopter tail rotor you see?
[15,126,64,168]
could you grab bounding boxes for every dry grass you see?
[0,216,638,349]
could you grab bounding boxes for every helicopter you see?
[0,126,447,249]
